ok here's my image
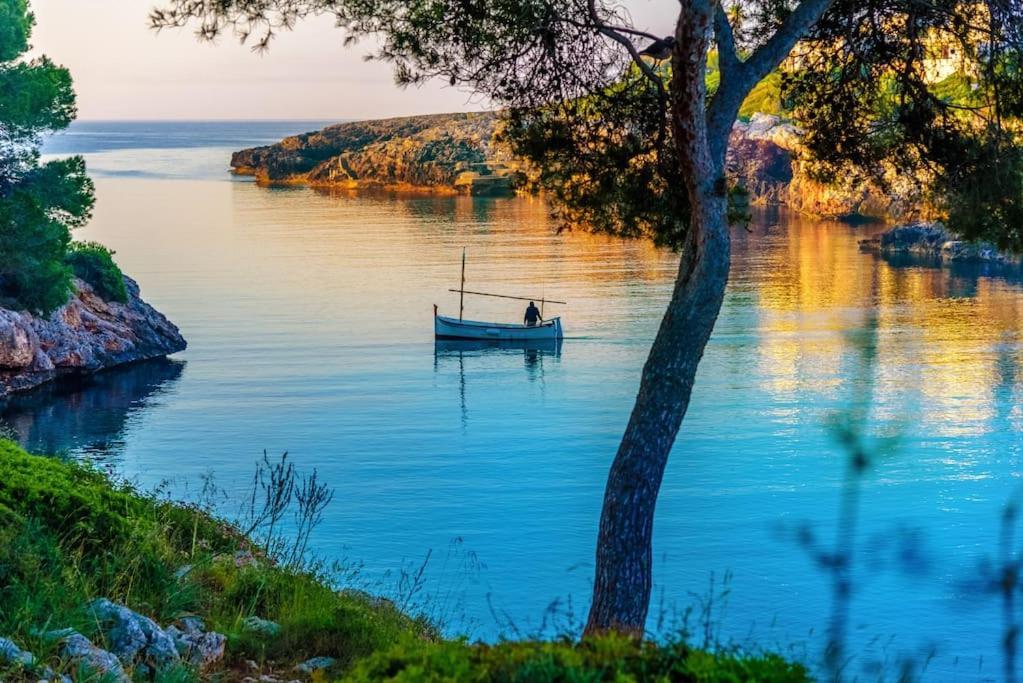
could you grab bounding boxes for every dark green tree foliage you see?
[785,0,1023,249]
[66,241,128,303]
[0,0,94,314]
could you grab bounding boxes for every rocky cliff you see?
[233,111,920,219]
[0,277,186,397]
[231,112,505,191]
[728,114,921,220]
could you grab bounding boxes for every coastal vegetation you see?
[0,0,123,315]
[0,439,808,681]
[0,0,184,400]
[65,242,128,304]
[152,0,1023,639]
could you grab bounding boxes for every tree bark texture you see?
[584,0,732,636]
[584,0,837,636]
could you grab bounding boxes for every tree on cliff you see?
[0,0,94,314]
[152,0,1023,635]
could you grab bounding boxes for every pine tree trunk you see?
[584,0,733,636]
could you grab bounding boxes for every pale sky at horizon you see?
[28,1,678,121]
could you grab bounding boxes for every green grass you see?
[0,440,808,681]
[0,440,427,680]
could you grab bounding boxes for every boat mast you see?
[459,247,466,322]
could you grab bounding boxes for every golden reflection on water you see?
[732,210,1023,446]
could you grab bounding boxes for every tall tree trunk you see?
[584,0,733,636]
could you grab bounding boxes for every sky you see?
[28,1,678,121]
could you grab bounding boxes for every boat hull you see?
[434,314,563,341]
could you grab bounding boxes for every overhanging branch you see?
[743,0,836,84]
[713,2,740,74]
[585,0,666,95]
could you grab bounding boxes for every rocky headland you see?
[0,276,186,398]
[231,112,513,194]
[233,111,920,220]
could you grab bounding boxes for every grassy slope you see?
[0,441,808,681]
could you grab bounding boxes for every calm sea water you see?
[17,120,1023,678]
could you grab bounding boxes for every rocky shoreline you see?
[858,222,1022,266]
[0,276,186,398]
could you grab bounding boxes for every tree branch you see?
[713,2,740,74]
[706,0,835,160]
[743,0,836,84]
[586,0,666,94]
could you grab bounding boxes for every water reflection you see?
[871,249,1023,298]
[434,339,563,427]
[0,359,184,458]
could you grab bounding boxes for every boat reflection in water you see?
[433,338,563,427]
[0,358,184,459]
[434,338,563,373]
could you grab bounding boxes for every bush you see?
[65,240,128,303]
[343,635,810,682]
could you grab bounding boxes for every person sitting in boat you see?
[524,301,542,327]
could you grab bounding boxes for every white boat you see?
[434,313,563,341]
[435,248,566,341]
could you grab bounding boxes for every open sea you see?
[17,119,1023,679]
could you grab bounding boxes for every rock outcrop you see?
[0,636,70,682]
[88,598,182,673]
[231,112,505,192]
[859,222,1023,265]
[729,113,921,219]
[59,632,131,682]
[0,276,186,398]
[165,617,227,670]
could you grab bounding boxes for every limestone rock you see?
[231,113,498,190]
[1,635,72,682]
[242,616,281,638]
[0,636,35,668]
[88,599,181,670]
[859,222,1023,266]
[0,277,185,398]
[166,624,226,670]
[296,656,337,674]
[59,632,130,683]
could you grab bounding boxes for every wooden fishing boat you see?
[434,248,566,341]
[434,312,563,340]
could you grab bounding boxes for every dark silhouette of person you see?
[524,301,542,326]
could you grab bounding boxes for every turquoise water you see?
[17,121,1023,678]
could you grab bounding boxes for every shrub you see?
[65,240,128,303]
[343,634,811,682]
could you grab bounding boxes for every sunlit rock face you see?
[729,113,923,220]
[0,277,186,397]
[231,112,499,190]
[728,114,796,205]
